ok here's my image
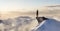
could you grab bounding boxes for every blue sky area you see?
[0,0,60,12]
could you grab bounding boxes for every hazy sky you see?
[0,0,60,12]
[0,0,60,19]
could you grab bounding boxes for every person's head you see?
[36,17,48,23]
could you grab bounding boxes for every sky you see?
[0,0,60,19]
[0,0,60,12]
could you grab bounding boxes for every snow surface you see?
[34,18,60,31]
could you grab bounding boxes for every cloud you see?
[46,5,60,7]
[7,5,60,15]
[1,4,60,19]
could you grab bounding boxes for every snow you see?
[35,18,60,31]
